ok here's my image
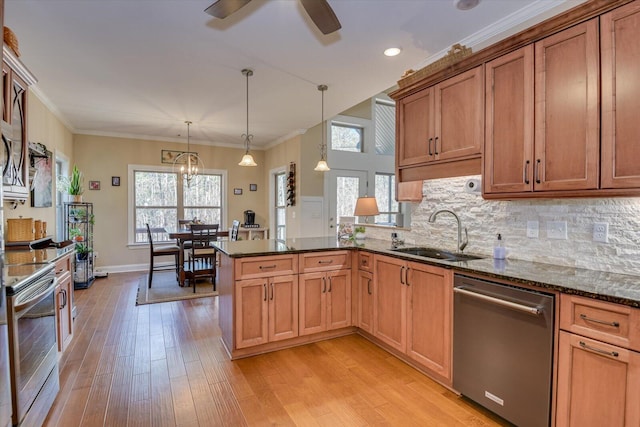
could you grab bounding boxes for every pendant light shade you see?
[239,68,257,167]
[314,84,330,172]
[173,120,204,186]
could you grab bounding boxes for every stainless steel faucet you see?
[428,209,468,253]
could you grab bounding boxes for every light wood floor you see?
[45,272,510,426]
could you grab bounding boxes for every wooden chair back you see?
[230,220,240,241]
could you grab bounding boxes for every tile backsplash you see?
[366,175,640,276]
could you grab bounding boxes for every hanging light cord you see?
[242,69,254,154]
[318,84,328,161]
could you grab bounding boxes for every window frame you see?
[127,164,227,246]
[374,172,399,226]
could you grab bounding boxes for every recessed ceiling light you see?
[454,0,480,10]
[384,47,402,57]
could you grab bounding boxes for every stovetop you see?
[2,246,73,294]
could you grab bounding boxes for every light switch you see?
[547,221,567,240]
[526,221,539,238]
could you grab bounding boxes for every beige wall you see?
[72,133,266,269]
[341,98,372,120]
[299,124,325,197]
[4,92,74,232]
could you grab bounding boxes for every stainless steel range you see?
[5,263,59,426]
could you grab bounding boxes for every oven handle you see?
[14,277,58,313]
[454,286,542,315]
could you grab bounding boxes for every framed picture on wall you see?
[249,184,257,191]
[89,180,100,190]
[234,188,243,195]
[112,176,120,186]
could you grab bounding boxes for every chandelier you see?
[173,120,203,186]
[314,84,330,171]
[238,68,257,166]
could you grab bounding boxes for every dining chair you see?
[184,223,219,292]
[146,223,180,288]
[230,220,240,241]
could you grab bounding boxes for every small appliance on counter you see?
[242,210,260,228]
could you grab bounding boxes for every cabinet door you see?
[2,70,28,196]
[601,2,640,189]
[298,272,327,336]
[484,46,534,194]
[434,66,483,161]
[406,262,452,382]
[235,278,269,349]
[357,271,374,333]
[326,269,351,330]
[56,273,73,352]
[534,19,599,191]
[268,275,299,342]
[373,256,407,352]
[556,331,640,427]
[397,87,435,167]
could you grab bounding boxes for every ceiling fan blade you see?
[299,0,342,35]
[204,0,252,19]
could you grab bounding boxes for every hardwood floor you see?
[45,272,509,426]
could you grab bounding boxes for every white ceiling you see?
[4,0,585,149]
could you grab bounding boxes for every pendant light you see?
[173,120,203,186]
[239,68,257,167]
[314,84,330,171]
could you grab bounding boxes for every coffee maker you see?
[244,210,256,227]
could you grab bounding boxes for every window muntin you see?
[331,123,363,153]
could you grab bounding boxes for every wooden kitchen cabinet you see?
[373,255,407,352]
[299,269,351,336]
[235,274,299,349]
[395,66,483,181]
[556,331,640,427]
[357,270,374,334]
[601,1,640,189]
[54,252,74,353]
[484,19,599,196]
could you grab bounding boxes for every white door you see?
[327,170,367,235]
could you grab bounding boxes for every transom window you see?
[331,123,363,153]
[129,165,226,244]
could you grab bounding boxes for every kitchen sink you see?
[392,246,484,262]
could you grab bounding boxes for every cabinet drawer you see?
[358,252,373,272]
[235,255,297,280]
[299,251,351,273]
[54,254,72,277]
[560,294,640,351]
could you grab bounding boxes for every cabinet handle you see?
[328,277,332,292]
[318,260,333,264]
[367,279,372,295]
[580,313,620,328]
[270,283,274,301]
[535,159,541,184]
[263,283,267,301]
[259,265,277,270]
[434,137,439,155]
[400,266,405,285]
[428,138,433,156]
[405,267,410,286]
[361,260,368,267]
[523,160,530,184]
[579,341,619,358]
[322,277,326,293]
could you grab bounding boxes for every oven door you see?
[8,274,58,425]
[0,274,11,427]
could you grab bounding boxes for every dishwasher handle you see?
[454,286,543,315]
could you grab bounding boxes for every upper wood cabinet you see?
[484,19,600,196]
[396,66,483,181]
[601,1,640,189]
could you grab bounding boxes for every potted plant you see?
[354,226,366,240]
[57,165,84,202]
[75,242,91,261]
[69,227,84,242]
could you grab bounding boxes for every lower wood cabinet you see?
[556,331,640,426]
[54,252,74,353]
[357,270,373,334]
[373,254,453,382]
[299,269,351,336]
[235,275,298,349]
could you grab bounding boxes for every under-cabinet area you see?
[216,239,640,427]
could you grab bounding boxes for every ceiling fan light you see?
[384,47,402,57]
[239,153,257,167]
[314,160,330,172]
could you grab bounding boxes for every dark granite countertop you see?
[5,244,76,265]
[214,237,640,308]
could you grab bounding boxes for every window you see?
[274,172,286,240]
[331,123,363,152]
[375,100,395,155]
[375,173,399,225]
[129,165,225,244]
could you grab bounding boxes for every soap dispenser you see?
[493,233,506,259]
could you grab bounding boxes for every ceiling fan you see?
[204,0,342,35]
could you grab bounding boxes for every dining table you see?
[169,228,229,286]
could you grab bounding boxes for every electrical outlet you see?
[593,222,609,243]
[547,221,568,240]
[526,221,539,238]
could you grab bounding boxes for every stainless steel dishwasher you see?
[453,274,554,427]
